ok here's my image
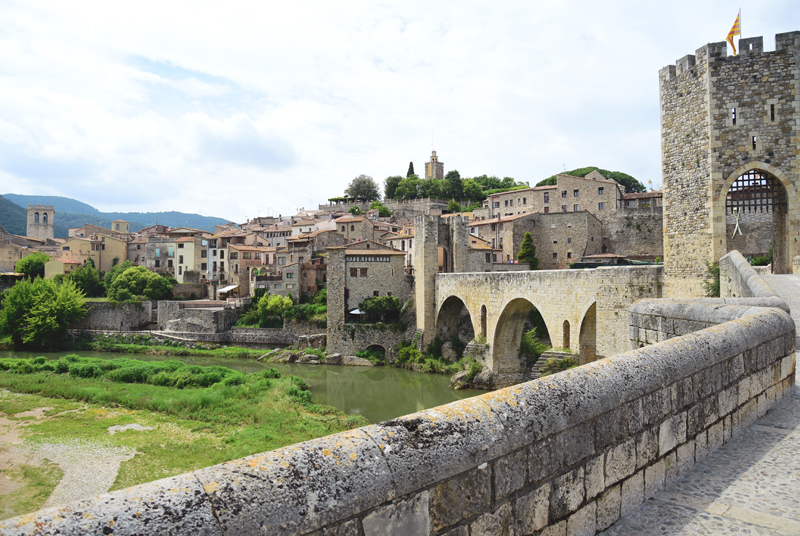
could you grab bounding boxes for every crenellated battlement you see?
[660,32,800,82]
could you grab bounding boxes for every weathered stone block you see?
[312,519,360,536]
[737,376,751,406]
[636,428,658,469]
[729,354,745,382]
[620,471,644,518]
[596,485,621,531]
[550,467,585,520]
[703,396,719,428]
[723,415,732,443]
[540,520,567,536]
[470,502,514,536]
[561,422,595,465]
[596,407,626,449]
[658,417,676,456]
[644,459,665,499]
[567,502,596,536]
[515,482,549,534]
[605,438,636,486]
[431,466,491,531]
[585,455,605,500]
[664,451,678,485]
[708,421,723,452]
[363,493,429,536]
[194,428,393,536]
[442,526,468,536]
[494,449,527,500]
[642,388,671,425]
[676,440,695,474]
[529,436,564,483]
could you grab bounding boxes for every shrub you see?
[703,261,720,298]
[258,368,282,379]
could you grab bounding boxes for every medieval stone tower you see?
[424,150,444,180]
[26,204,55,240]
[660,31,800,298]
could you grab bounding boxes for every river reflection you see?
[0,350,481,424]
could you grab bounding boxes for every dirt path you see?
[0,404,136,510]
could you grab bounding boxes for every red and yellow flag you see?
[727,11,741,55]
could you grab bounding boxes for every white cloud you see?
[0,0,797,219]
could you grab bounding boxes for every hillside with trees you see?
[536,167,646,193]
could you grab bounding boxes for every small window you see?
[552,252,557,259]
[598,202,605,210]
[178,266,182,275]
[485,253,491,263]
[567,252,572,259]
[373,291,379,296]
[544,194,549,203]
[492,254,497,262]
[504,200,509,207]
[562,205,567,212]
[220,250,225,259]
[62,246,70,251]
[137,244,141,250]
[201,263,207,270]
[770,104,775,122]
[303,272,307,278]
[275,283,281,289]
[752,136,757,150]
[567,237,572,244]
[574,204,579,212]
[561,190,567,198]
[360,268,368,277]
[179,255,184,263]
[573,189,579,197]
[155,259,160,267]
[201,250,207,258]
[350,268,357,277]
[168,259,173,267]
[286,272,294,279]
[553,239,557,245]
[598,187,604,195]
[178,243,184,248]
[341,226,345,232]
[732,107,737,125]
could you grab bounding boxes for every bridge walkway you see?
[602,274,800,535]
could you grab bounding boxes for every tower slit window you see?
[770,104,775,122]
[732,107,737,125]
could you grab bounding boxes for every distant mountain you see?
[0,195,27,235]
[1,194,232,238]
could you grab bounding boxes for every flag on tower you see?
[727,10,741,55]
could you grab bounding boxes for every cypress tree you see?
[406,162,415,177]
[517,232,539,270]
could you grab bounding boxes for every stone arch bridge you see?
[430,266,662,387]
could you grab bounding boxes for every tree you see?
[359,295,401,322]
[369,201,392,217]
[463,179,484,202]
[384,175,403,199]
[104,260,133,290]
[67,259,104,297]
[517,232,540,270]
[448,200,463,213]
[349,206,362,215]
[15,252,50,279]
[445,170,463,200]
[535,166,646,193]
[0,277,87,350]
[344,175,380,201]
[406,162,415,177]
[258,294,293,321]
[107,266,173,303]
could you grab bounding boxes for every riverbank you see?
[0,354,366,519]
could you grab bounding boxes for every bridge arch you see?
[435,295,476,346]
[492,298,555,375]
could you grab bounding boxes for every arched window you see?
[42,213,48,224]
[34,212,39,223]
[350,225,355,231]
[563,320,571,349]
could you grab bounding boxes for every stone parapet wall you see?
[70,301,153,331]
[719,250,778,298]
[9,296,795,535]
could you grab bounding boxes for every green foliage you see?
[284,303,327,322]
[104,260,133,289]
[359,295,401,321]
[465,359,483,383]
[107,266,172,303]
[406,161,415,177]
[445,170,463,200]
[517,232,540,270]
[355,348,385,364]
[258,294,293,323]
[520,329,550,363]
[703,261,721,298]
[751,241,773,266]
[15,253,50,279]
[535,166,646,194]
[447,200,463,213]
[426,336,443,360]
[540,356,578,376]
[348,206,362,215]
[344,174,380,201]
[384,175,403,199]
[66,259,104,297]
[0,278,87,350]
[462,179,484,202]
[369,201,392,217]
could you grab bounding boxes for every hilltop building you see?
[425,150,444,180]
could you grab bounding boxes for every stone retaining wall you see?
[70,301,153,331]
[327,322,416,358]
[7,251,796,535]
[172,283,207,300]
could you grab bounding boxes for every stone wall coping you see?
[720,250,778,298]
[630,297,790,321]
[5,303,793,536]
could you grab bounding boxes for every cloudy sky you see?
[0,1,797,221]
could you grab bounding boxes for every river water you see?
[0,350,481,424]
